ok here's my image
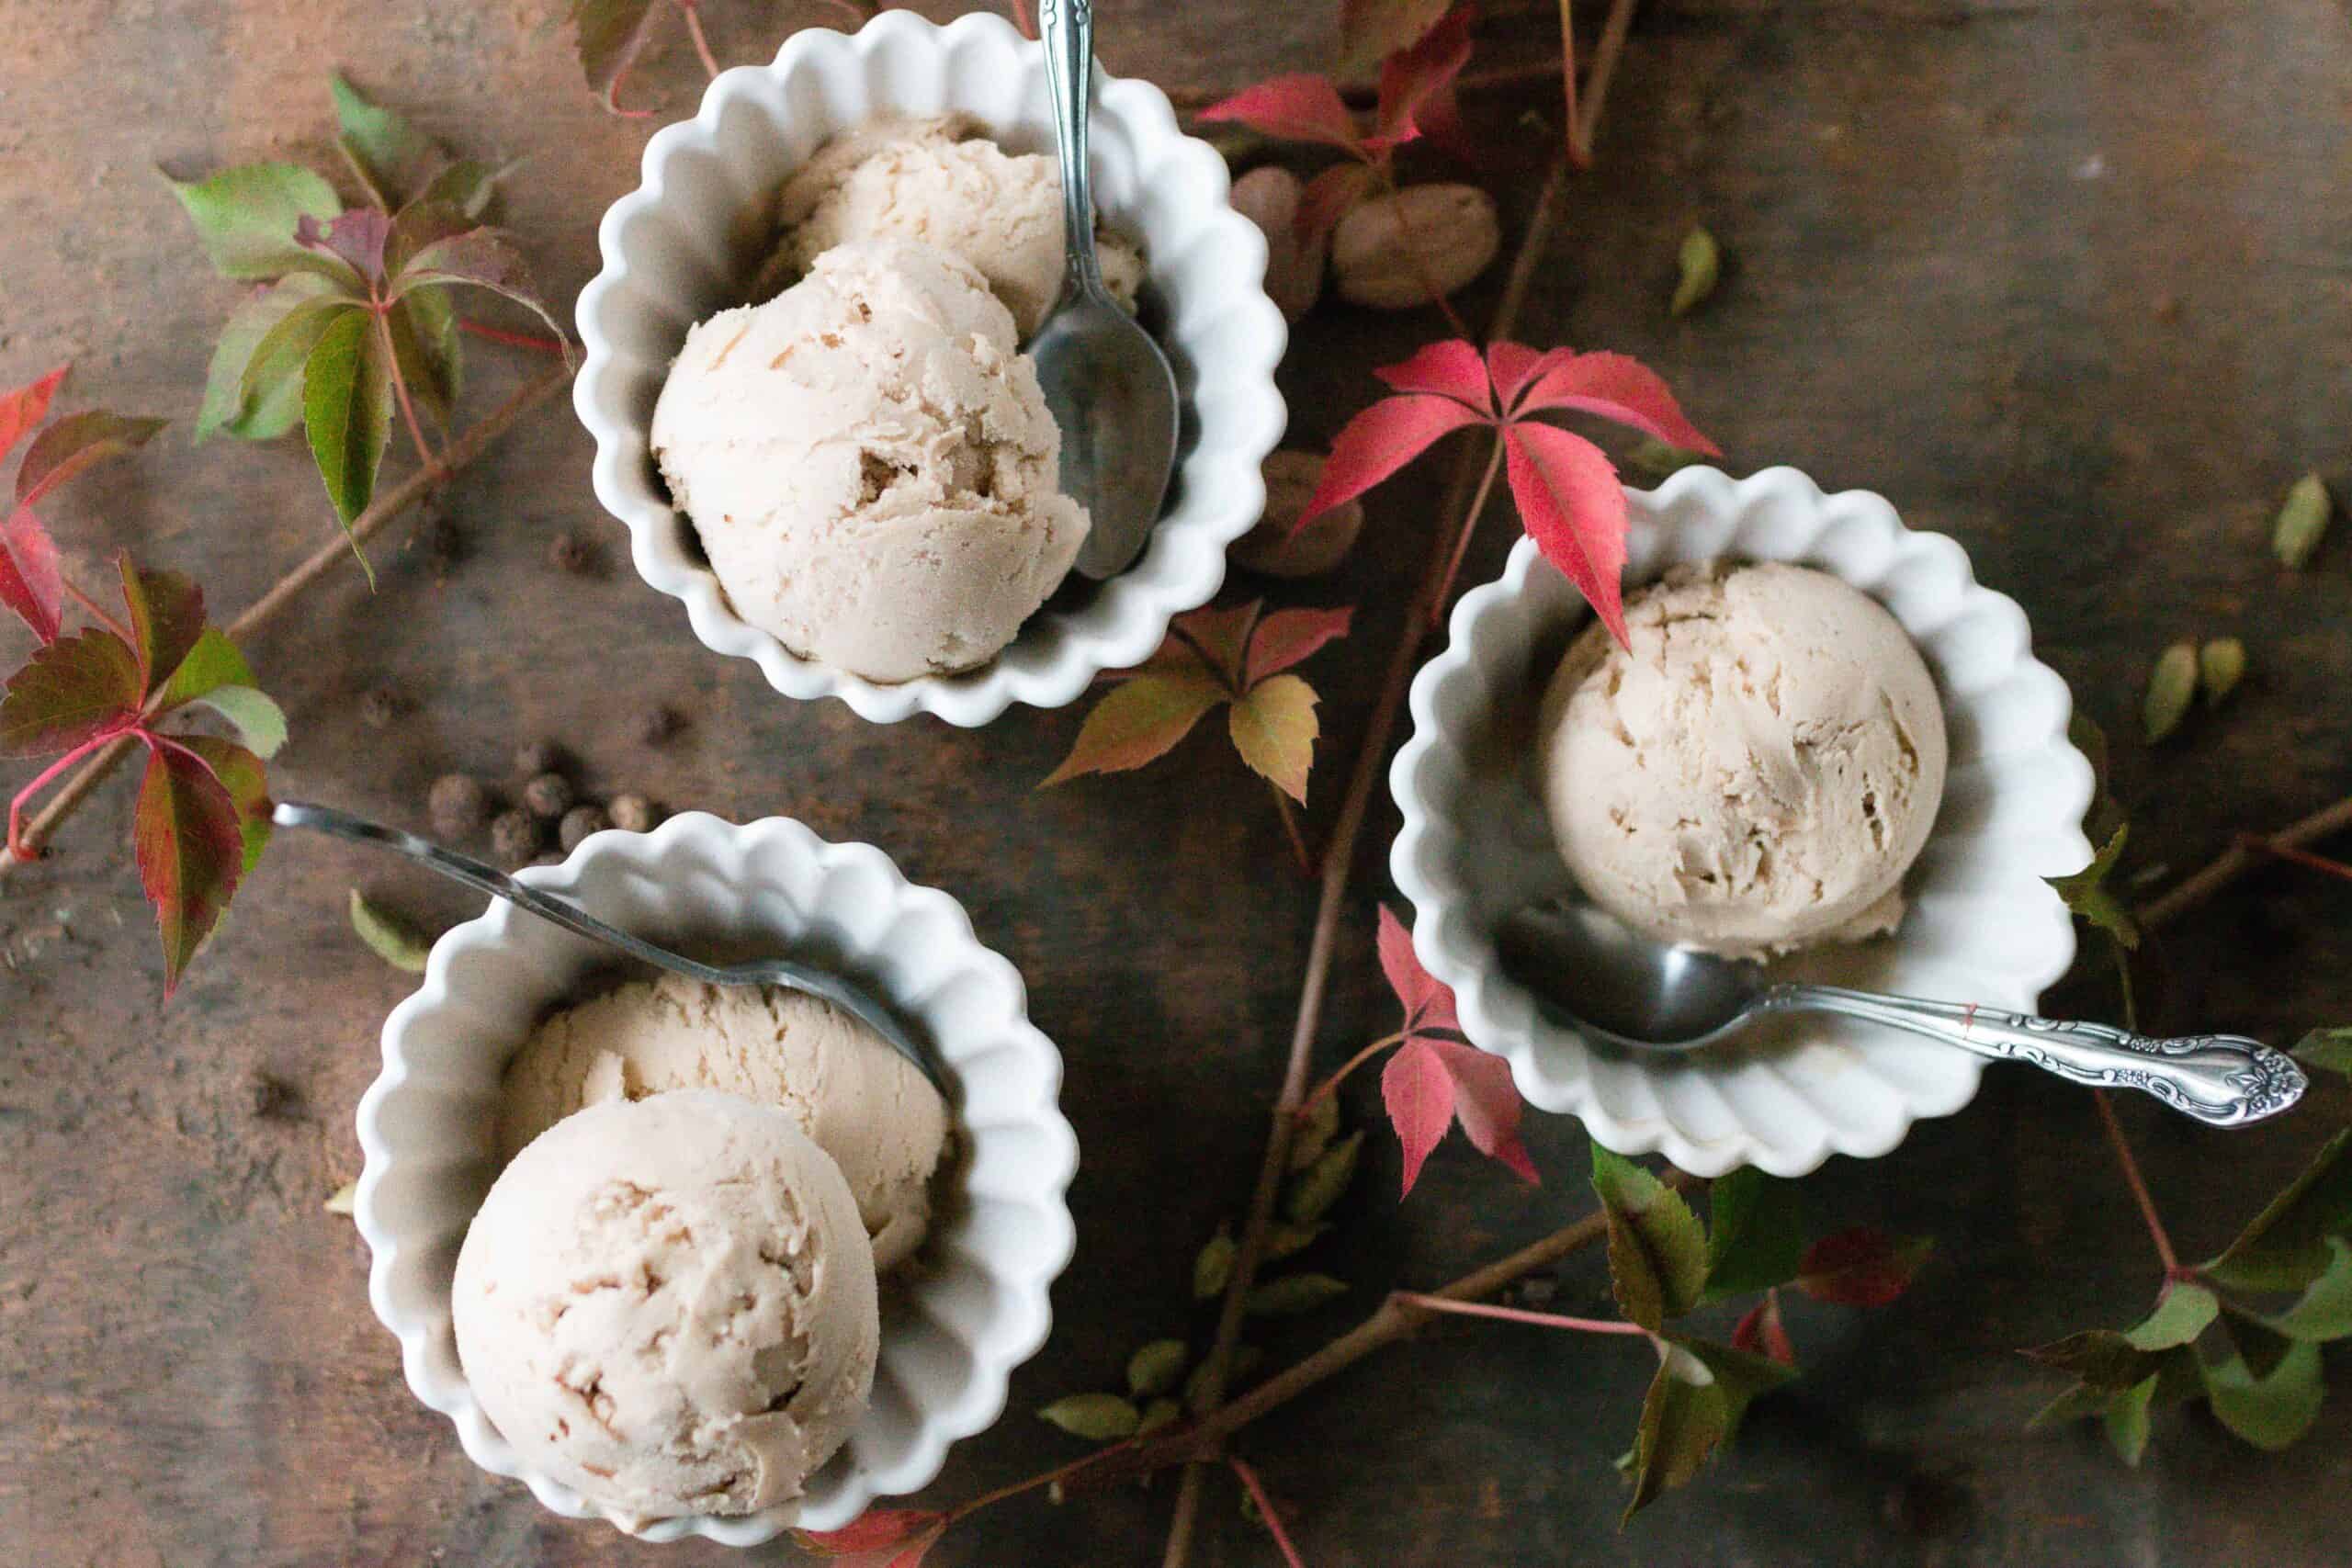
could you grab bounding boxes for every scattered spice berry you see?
[559,804,609,851]
[636,705,684,747]
[490,808,543,867]
[607,793,660,833]
[358,684,402,729]
[514,740,566,777]
[249,1072,300,1121]
[547,528,599,575]
[521,772,574,820]
[427,773,491,840]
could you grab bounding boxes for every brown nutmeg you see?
[559,805,610,852]
[426,773,491,840]
[489,808,543,867]
[521,772,574,820]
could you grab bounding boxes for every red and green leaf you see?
[198,275,345,441]
[1591,1145,1708,1330]
[0,506,63,644]
[1794,1227,1932,1307]
[1227,671,1319,802]
[165,164,344,281]
[117,558,207,698]
[1042,671,1227,786]
[0,366,68,461]
[1167,602,1261,688]
[391,228,574,365]
[15,412,166,510]
[302,308,395,550]
[1245,605,1353,683]
[173,734,274,874]
[133,739,249,995]
[1372,6,1475,146]
[329,73,443,211]
[235,293,361,446]
[0,628,141,757]
[1732,1292,1798,1368]
[296,209,391,288]
[571,0,669,117]
[1337,0,1456,73]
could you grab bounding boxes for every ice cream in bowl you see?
[575,11,1285,725]
[1390,467,2098,1177]
[355,812,1076,1544]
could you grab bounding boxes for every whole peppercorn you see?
[606,794,659,833]
[427,773,491,840]
[521,772,574,820]
[358,685,402,729]
[636,705,683,748]
[559,805,610,852]
[514,740,565,777]
[490,808,543,867]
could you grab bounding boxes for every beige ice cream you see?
[763,114,1144,338]
[651,236,1088,682]
[1537,561,1947,959]
[453,1089,879,1521]
[498,975,950,1272]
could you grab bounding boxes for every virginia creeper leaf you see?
[297,209,390,288]
[173,734,271,875]
[1506,420,1631,645]
[1373,6,1475,144]
[1198,74,1376,153]
[165,164,343,281]
[187,686,288,760]
[2103,1372,2159,1466]
[413,159,498,222]
[1731,1292,1796,1368]
[1622,1346,1723,1522]
[2259,1238,2352,1341]
[1168,602,1261,687]
[2125,1281,2218,1350]
[329,73,441,211]
[156,627,254,711]
[1227,672,1319,803]
[2218,1303,2296,1380]
[2201,1342,2324,1451]
[1042,671,1227,786]
[385,292,458,427]
[302,308,394,557]
[15,412,166,509]
[391,228,574,364]
[1298,392,1488,531]
[1590,1146,1707,1329]
[2291,1027,2352,1079]
[1702,1168,1805,1302]
[0,628,141,756]
[2023,1329,2173,1392]
[1422,1037,1536,1184]
[1513,349,1722,456]
[198,275,342,441]
[571,0,668,116]
[1245,605,1352,682]
[1374,339,1494,410]
[117,558,206,697]
[0,365,67,460]
[2202,1128,2352,1292]
[1384,1036,1456,1197]
[1671,1332,1799,1444]
[1337,0,1454,74]
[1794,1227,1931,1307]
[2046,825,2139,951]
[0,506,62,643]
[135,739,248,993]
[239,296,360,442]
[1376,902,1458,1034]
[796,1508,950,1564]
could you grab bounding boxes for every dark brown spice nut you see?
[636,705,684,747]
[427,773,491,840]
[490,808,543,867]
[358,685,401,729]
[514,740,565,777]
[522,772,574,819]
[559,805,610,852]
[606,794,660,833]
[249,1072,300,1121]
[1232,450,1363,578]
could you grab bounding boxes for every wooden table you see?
[6,2,2350,1563]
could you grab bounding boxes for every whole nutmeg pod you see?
[1233,451,1363,579]
[559,805,611,852]
[1230,166,1325,323]
[606,794,661,833]
[1331,184,1499,310]
[521,772,574,820]
[426,773,491,840]
[489,808,543,868]
[514,740,565,777]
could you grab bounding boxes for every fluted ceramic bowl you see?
[1390,467,2095,1177]
[573,10,1286,726]
[355,812,1078,1543]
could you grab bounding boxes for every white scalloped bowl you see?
[355,813,1078,1544]
[1390,468,2096,1177]
[572,11,1286,726]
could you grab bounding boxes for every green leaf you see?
[1137,1396,1182,1435]
[1670,227,1721,317]
[134,739,249,994]
[2103,1373,2159,1466]
[164,164,343,281]
[1193,1225,1236,1301]
[1700,1168,1804,1303]
[2045,824,2139,951]
[2199,637,2246,705]
[2217,1303,2296,1380]
[1245,1273,1348,1317]
[571,0,668,114]
[1285,1129,1363,1224]
[2070,712,2125,844]
[1042,671,1227,787]
[413,159,498,221]
[1590,1146,1707,1331]
[390,228,573,365]
[117,559,206,699]
[0,629,141,757]
[174,735,271,874]
[1126,1339,1189,1400]
[236,295,359,443]
[2023,1329,2165,1392]
[155,627,254,711]
[1035,1393,1141,1441]
[1620,1336,1790,1523]
[349,888,430,973]
[1227,672,1321,804]
[301,309,393,573]
[2266,1238,2352,1341]
[2201,1342,2324,1451]
[2292,1028,2352,1079]
[1622,437,1706,485]
[189,686,288,760]
[2124,1281,2217,1350]
[329,73,441,211]
[198,275,342,441]
[1669,1332,1799,1443]
[386,289,460,428]
[15,412,166,509]
[2203,1127,2352,1292]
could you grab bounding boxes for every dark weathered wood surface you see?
[6,2,2352,1563]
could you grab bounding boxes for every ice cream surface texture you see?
[499,975,951,1272]
[768,114,1144,338]
[1537,561,1948,959]
[453,1089,880,1521]
[650,237,1088,682]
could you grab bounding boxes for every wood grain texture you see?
[5,1,2352,1563]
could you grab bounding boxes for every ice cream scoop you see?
[452,1089,880,1521]
[1536,561,1948,958]
[500,976,951,1272]
[651,237,1087,682]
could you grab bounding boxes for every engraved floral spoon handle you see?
[1039,0,1103,299]
[1761,985,2306,1127]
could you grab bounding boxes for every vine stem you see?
[1272,785,1313,875]
[1388,1292,1649,1335]
[2094,1089,2179,1277]
[1295,1031,1405,1121]
[0,362,571,876]
[2136,793,2352,930]
[456,319,567,355]
[1227,1458,1306,1568]
[59,577,133,644]
[1429,437,1508,630]
[2236,833,2352,886]
[377,309,446,481]
[678,0,722,78]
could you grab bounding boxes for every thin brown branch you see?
[1227,1458,1306,1568]
[1295,1031,1405,1122]
[2137,795,2352,929]
[59,576,133,644]
[1389,1292,1649,1335]
[678,0,722,77]
[0,362,571,877]
[2093,1089,2179,1277]
[1272,785,1313,875]
[2237,833,2352,886]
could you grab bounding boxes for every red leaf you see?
[133,738,248,996]
[1484,342,1549,409]
[1199,75,1373,154]
[1374,6,1475,145]
[1297,392,1488,532]
[1169,602,1261,688]
[0,628,141,757]
[1041,672,1227,786]
[1245,606,1353,684]
[116,557,206,698]
[1796,1227,1931,1307]
[1383,1036,1455,1197]
[1732,1292,1798,1367]
[1511,349,1720,455]
[1374,339,1495,412]
[296,209,390,287]
[1297,163,1377,248]
[0,506,62,643]
[173,734,273,874]
[0,366,68,464]
[14,412,167,510]
[796,1509,950,1558]
[1375,903,1459,1034]
[1409,81,1477,167]
[1504,422,1630,646]
[1429,1037,1536,1182]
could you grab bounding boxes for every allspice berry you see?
[522,772,574,820]
[1233,450,1363,579]
[514,740,565,777]
[559,805,610,852]
[490,808,543,867]
[607,794,659,833]
[427,773,491,840]
[358,685,402,730]
[1331,184,1500,310]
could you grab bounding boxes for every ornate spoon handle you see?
[1766,985,2306,1128]
[1038,0,1102,298]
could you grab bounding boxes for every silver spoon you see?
[1029,0,1180,581]
[1498,899,2304,1128]
[272,801,947,1092]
